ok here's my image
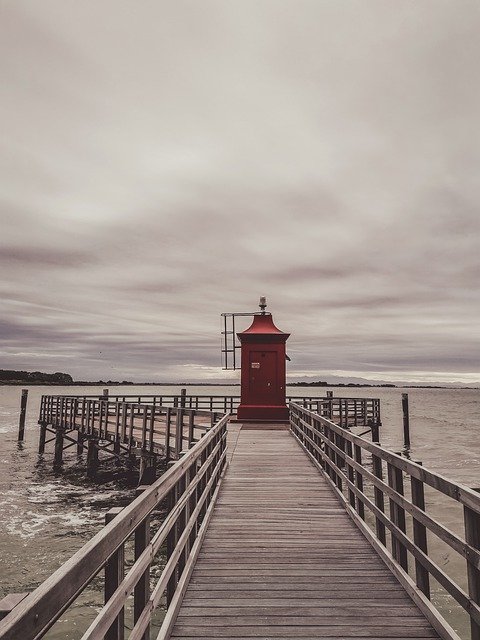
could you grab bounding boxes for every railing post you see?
[325,425,335,483]
[387,461,408,572]
[176,465,187,579]
[312,416,321,465]
[175,409,184,458]
[134,485,151,640]
[120,402,127,442]
[166,469,178,606]
[187,459,198,553]
[180,388,186,408]
[464,503,480,640]
[165,407,172,462]
[141,406,148,450]
[345,440,356,508]
[353,444,365,519]
[411,462,430,598]
[105,507,125,640]
[188,411,195,447]
[371,452,387,545]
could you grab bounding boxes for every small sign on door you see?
[251,362,260,369]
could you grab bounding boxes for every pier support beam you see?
[77,432,85,455]
[38,422,47,454]
[54,429,64,466]
[139,455,156,485]
[87,439,99,478]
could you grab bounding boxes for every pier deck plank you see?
[171,426,440,639]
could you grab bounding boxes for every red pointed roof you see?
[237,313,290,337]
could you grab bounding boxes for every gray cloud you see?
[1,1,479,385]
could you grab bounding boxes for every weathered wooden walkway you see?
[172,426,439,639]
[1,398,479,640]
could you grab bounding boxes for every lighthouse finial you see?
[259,296,267,314]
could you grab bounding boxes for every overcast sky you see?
[1,1,479,385]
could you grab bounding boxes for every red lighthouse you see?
[236,298,290,422]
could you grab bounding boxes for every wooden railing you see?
[40,393,381,429]
[39,395,224,460]
[295,396,381,430]
[0,412,229,640]
[290,402,480,640]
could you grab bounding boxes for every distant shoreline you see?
[0,381,477,390]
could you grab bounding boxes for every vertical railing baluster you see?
[353,445,365,520]
[345,440,356,508]
[141,406,148,451]
[134,485,151,640]
[177,466,187,580]
[464,503,480,640]
[387,461,408,571]
[175,409,184,458]
[166,476,178,606]
[165,407,172,462]
[411,463,430,598]
[188,411,195,448]
[105,507,125,640]
[372,452,387,545]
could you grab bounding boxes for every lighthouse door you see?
[249,350,277,404]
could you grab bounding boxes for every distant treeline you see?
[289,380,397,388]
[0,370,73,384]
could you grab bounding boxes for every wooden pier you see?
[1,398,479,640]
[172,427,436,639]
[35,392,380,482]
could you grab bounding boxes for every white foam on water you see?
[5,508,100,539]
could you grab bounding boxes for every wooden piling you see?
[53,429,64,465]
[77,432,85,455]
[86,439,99,478]
[138,455,156,485]
[402,392,410,448]
[18,389,28,441]
[38,422,47,454]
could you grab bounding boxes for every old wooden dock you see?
[0,397,479,640]
[172,427,437,639]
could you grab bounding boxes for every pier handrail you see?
[40,393,380,428]
[0,413,230,640]
[39,395,225,460]
[290,402,480,640]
